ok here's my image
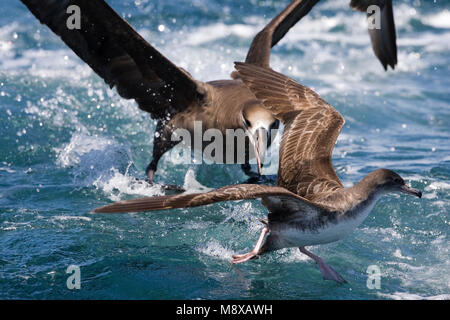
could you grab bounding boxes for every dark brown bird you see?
[94,63,420,283]
[20,0,398,186]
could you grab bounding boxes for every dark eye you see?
[394,178,402,184]
[244,118,251,128]
[269,119,280,130]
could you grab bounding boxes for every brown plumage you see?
[94,63,421,283]
[234,63,345,200]
[93,64,348,215]
[20,0,398,184]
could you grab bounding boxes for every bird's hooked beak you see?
[400,184,422,198]
[249,127,269,175]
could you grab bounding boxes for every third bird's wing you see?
[244,0,319,68]
[350,0,397,70]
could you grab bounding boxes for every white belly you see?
[278,200,377,247]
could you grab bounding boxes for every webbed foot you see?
[299,247,347,284]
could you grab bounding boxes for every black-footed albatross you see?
[20,0,398,186]
[94,62,420,283]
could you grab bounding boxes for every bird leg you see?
[232,227,268,264]
[145,120,177,183]
[242,164,277,185]
[241,163,260,179]
[298,247,347,284]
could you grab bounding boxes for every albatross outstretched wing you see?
[234,62,345,200]
[93,184,324,213]
[350,0,397,70]
[245,0,319,68]
[20,0,204,119]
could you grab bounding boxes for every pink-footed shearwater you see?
[93,62,419,283]
[20,0,398,187]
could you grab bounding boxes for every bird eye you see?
[244,118,251,128]
[394,178,402,184]
[269,119,280,130]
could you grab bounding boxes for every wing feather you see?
[245,0,319,68]
[350,0,397,70]
[94,184,304,213]
[234,63,345,199]
[20,0,204,119]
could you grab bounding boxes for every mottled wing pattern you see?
[245,0,319,68]
[234,63,345,200]
[20,0,204,119]
[93,184,303,213]
[278,108,344,200]
[350,0,397,70]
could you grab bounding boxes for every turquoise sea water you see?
[0,0,449,299]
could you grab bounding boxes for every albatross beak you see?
[252,127,268,175]
[401,184,422,198]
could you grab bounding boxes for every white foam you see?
[317,0,349,11]
[393,248,413,261]
[378,292,450,300]
[278,248,311,263]
[52,215,92,222]
[0,167,15,173]
[183,168,213,194]
[395,50,427,72]
[1,47,91,80]
[360,227,402,241]
[0,22,19,55]
[423,191,437,200]
[422,10,450,29]
[383,234,450,297]
[54,132,117,168]
[1,221,33,231]
[196,239,234,260]
[93,168,164,201]
[184,22,258,46]
[425,181,450,191]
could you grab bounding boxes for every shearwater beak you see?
[251,127,268,175]
[401,184,422,198]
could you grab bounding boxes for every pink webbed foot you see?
[231,226,268,264]
[232,251,259,264]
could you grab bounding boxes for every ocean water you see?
[0,0,449,300]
